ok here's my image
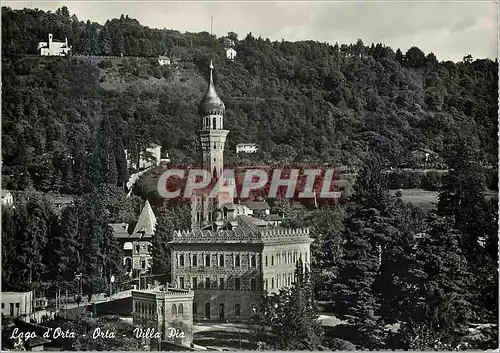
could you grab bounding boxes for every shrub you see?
[395,189,403,198]
[421,170,442,191]
[486,169,498,191]
[97,59,113,69]
[329,338,356,351]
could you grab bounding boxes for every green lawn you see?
[389,188,497,211]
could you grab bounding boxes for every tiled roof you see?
[265,214,283,221]
[241,200,270,210]
[132,200,157,236]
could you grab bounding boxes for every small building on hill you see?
[48,194,74,212]
[236,143,258,154]
[158,55,171,66]
[126,143,163,171]
[1,190,13,206]
[38,34,71,56]
[410,148,439,164]
[226,48,237,61]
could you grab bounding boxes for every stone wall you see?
[193,289,263,321]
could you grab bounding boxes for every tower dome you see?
[198,60,225,116]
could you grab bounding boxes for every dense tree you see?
[333,156,394,349]
[151,204,191,282]
[399,216,475,350]
[253,260,323,350]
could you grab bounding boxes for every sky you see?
[3,1,498,62]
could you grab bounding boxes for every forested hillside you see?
[2,6,498,194]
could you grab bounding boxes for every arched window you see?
[234,255,240,267]
[219,254,224,267]
[213,117,217,129]
[251,255,256,267]
[179,254,184,267]
[205,254,211,267]
[171,304,177,315]
[178,303,184,315]
[265,256,268,267]
[271,255,274,266]
[235,304,241,316]
[192,254,198,267]
[206,117,209,128]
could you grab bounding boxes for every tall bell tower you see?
[198,60,229,178]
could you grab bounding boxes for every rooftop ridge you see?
[171,226,310,242]
[260,227,310,238]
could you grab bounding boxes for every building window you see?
[171,304,177,315]
[271,277,274,289]
[179,254,184,267]
[192,255,198,267]
[179,277,185,289]
[205,277,211,289]
[235,304,241,316]
[265,278,268,290]
[213,117,216,129]
[293,252,296,263]
[205,254,211,267]
[251,278,256,290]
[234,255,240,267]
[193,302,197,315]
[136,244,140,253]
[141,260,146,269]
[205,303,211,319]
[178,304,184,315]
[265,256,268,267]
[219,278,225,290]
[219,254,224,267]
[235,278,240,290]
[251,255,256,267]
[192,277,198,289]
[305,252,308,263]
[271,256,274,266]
[1,303,3,309]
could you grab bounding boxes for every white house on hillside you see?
[126,143,163,170]
[158,55,171,66]
[38,34,71,56]
[236,143,258,154]
[1,190,13,206]
[226,48,237,61]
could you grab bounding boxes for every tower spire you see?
[209,60,214,86]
